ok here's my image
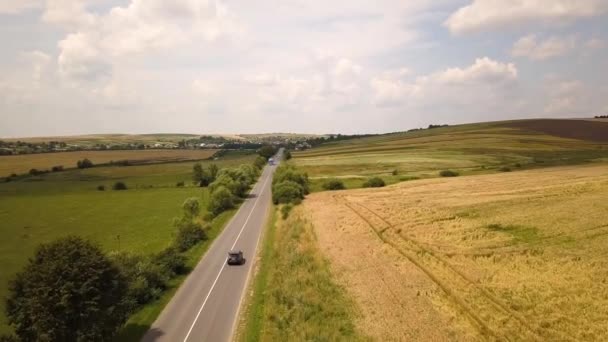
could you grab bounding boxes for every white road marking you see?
[183,169,272,342]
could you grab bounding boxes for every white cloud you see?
[445,0,608,34]
[0,0,43,14]
[585,38,606,50]
[544,80,586,114]
[372,57,518,106]
[55,0,239,84]
[43,0,96,28]
[511,34,576,60]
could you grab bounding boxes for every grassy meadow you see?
[293,120,608,191]
[304,163,608,340]
[0,149,218,176]
[0,151,256,335]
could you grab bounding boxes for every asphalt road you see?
[142,153,279,342]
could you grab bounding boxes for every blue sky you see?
[0,0,607,137]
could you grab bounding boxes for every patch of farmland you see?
[294,120,608,192]
[304,163,608,341]
[0,149,218,176]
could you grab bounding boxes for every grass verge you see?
[237,206,364,341]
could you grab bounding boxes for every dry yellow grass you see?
[0,149,217,176]
[304,163,608,341]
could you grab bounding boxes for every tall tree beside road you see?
[6,236,130,342]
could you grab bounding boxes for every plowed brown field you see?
[304,163,608,341]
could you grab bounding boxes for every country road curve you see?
[141,149,281,342]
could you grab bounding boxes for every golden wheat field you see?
[304,163,608,341]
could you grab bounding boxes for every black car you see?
[227,250,245,265]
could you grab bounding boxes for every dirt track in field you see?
[504,119,608,142]
[304,163,608,341]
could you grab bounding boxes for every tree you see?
[254,156,267,170]
[6,236,130,342]
[284,150,292,160]
[272,181,304,204]
[323,179,346,190]
[258,145,277,160]
[207,186,235,216]
[362,177,385,188]
[193,163,219,187]
[181,197,200,219]
[113,181,127,190]
[192,163,203,185]
[76,158,93,169]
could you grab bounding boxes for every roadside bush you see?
[254,156,267,169]
[322,179,346,191]
[97,185,105,191]
[273,164,310,195]
[207,186,235,217]
[113,181,127,190]
[174,221,206,252]
[281,204,294,219]
[176,181,185,187]
[152,247,187,276]
[499,166,512,172]
[110,252,168,306]
[284,150,292,160]
[272,181,304,205]
[363,177,385,188]
[76,158,93,169]
[439,170,459,177]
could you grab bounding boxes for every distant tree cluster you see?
[76,158,94,169]
[595,115,608,119]
[205,158,266,217]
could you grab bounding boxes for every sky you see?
[0,0,607,137]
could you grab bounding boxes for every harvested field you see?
[304,163,608,341]
[504,119,608,142]
[0,149,217,176]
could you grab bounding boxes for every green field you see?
[293,120,608,191]
[0,151,256,335]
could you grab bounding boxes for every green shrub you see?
[176,181,185,187]
[113,181,127,190]
[322,179,346,191]
[273,164,310,194]
[362,177,385,188]
[152,248,188,276]
[51,165,63,172]
[76,158,93,169]
[439,170,459,177]
[97,185,105,191]
[281,204,294,219]
[173,221,206,252]
[207,186,235,216]
[254,156,267,169]
[111,252,168,306]
[272,181,304,204]
[392,169,399,176]
[500,166,512,172]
